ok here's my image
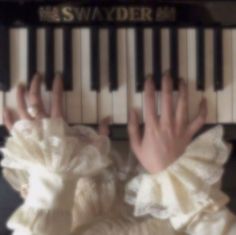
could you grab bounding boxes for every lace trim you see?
[124,125,232,230]
[0,118,114,234]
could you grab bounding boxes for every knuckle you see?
[180,88,188,99]
[128,124,136,133]
[30,92,39,100]
[198,115,206,125]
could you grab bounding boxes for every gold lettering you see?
[104,8,116,21]
[39,7,46,21]
[129,7,142,21]
[62,6,74,22]
[39,5,177,23]
[116,7,128,21]
[51,7,61,22]
[39,7,60,22]
[141,7,152,21]
[155,7,176,21]
[74,7,92,21]
[92,7,103,21]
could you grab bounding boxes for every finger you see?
[128,109,142,155]
[3,108,15,131]
[98,116,111,136]
[161,72,174,127]
[143,76,158,124]
[51,74,64,118]
[175,79,188,132]
[28,74,46,116]
[17,84,33,120]
[186,97,207,139]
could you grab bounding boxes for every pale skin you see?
[3,72,207,177]
[128,74,207,174]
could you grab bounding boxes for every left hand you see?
[3,73,110,135]
[3,73,110,198]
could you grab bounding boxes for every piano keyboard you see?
[0,26,236,125]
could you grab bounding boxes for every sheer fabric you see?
[1,118,236,235]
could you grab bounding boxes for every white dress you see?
[1,118,236,235]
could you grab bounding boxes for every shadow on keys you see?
[0,167,22,235]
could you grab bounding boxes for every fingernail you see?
[180,79,186,88]
[146,74,153,80]
[202,96,206,103]
[163,70,171,78]
[36,73,43,80]
[17,82,26,87]
[55,72,62,79]
[129,109,134,118]
[104,116,112,125]
[18,83,26,92]
[201,97,207,110]
[3,108,9,118]
[129,109,136,120]
[3,109,7,118]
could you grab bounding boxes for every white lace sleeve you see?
[0,118,112,235]
[124,125,233,231]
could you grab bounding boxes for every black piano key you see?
[152,27,161,90]
[109,28,118,91]
[63,27,73,91]
[27,27,36,88]
[45,27,54,91]
[213,27,223,91]
[0,26,9,91]
[196,28,205,90]
[170,28,179,90]
[135,28,144,92]
[0,126,9,147]
[90,27,100,91]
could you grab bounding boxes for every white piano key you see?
[187,29,203,122]
[98,28,112,122]
[37,28,51,114]
[233,30,236,122]
[54,28,66,116]
[0,92,4,124]
[161,28,179,113]
[81,28,97,124]
[161,28,171,113]
[113,29,128,124]
[144,28,157,119]
[6,28,28,112]
[217,29,233,123]
[178,28,188,115]
[178,29,188,82]
[54,28,64,74]
[204,29,217,123]
[127,28,143,122]
[65,29,82,124]
[161,28,170,73]
[144,28,153,76]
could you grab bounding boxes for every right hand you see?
[128,74,207,175]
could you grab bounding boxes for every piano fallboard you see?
[0,1,236,27]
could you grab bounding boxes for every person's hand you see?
[3,73,110,199]
[128,74,207,175]
[3,73,110,135]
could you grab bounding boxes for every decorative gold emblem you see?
[39,5,177,23]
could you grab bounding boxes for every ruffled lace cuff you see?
[124,125,232,231]
[0,118,112,235]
